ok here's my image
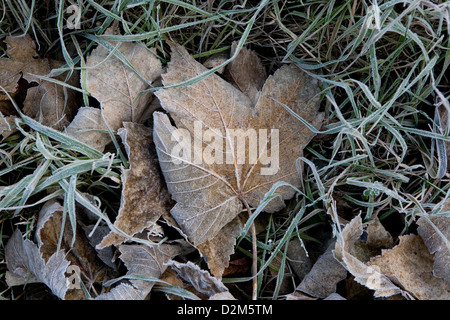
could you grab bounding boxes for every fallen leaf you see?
[97,122,173,248]
[65,107,109,152]
[226,41,266,104]
[95,241,186,300]
[295,240,347,298]
[417,201,450,283]
[0,35,78,130]
[81,224,117,270]
[197,217,245,278]
[153,43,323,276]
[95,282,148,300]
[324,293,346,300]
[84,24,162,151]
[5,229,71,300]
[203,53,228,74]
[369,234,450,300]
[333,215,407,298]
[166,260,234,299]
[35,200,113,298]
[286,238,312,281]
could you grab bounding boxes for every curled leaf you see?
[5,229,71,300]
[333,215,406,298]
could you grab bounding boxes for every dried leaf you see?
[5,229,71,300]
[98,122,172,248]
[366,217,394,251]
[295,240,347,298]
[153,43,323,276]
[333,215,406,298]
[35,200,112,296]
[286,238,312,281]
[417,201,450,283]
[95,282,148,300]
[95,241,186,300]
[65,107,109,152]
[166,260,234,299]
[85,25,161,148]
[197,217,245,278]
[0,35,78,130]
[203,54,228,74]
[226,41,266,104]
[81,224,117,270]
[369,234,450,300]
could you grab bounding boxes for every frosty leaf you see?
[166,260,233,299]
[81,224,116,270]
[5,229,71,300]
[153,43,323,276]
[0,35,78,130]
[85,25,161,139]
[295,240,347,298]
[197,217,245,278]
[97,122,173,248]
[118,242,186,291]
[95,241,186,300]
[35,200,112,296]
[226,41,266,104]
[65,107,109,152]
[369,234,450,300]
[286,238,312,280]
[417,201,450,283]
[333,215,406,298]
[95,282,148,300]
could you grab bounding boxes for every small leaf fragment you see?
[295,240,347,298]
[166,260,234,299]
[65,107,109,152]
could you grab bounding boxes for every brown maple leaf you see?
[153,43,323,276]
[73,24,162,152]
[0,35,78,130]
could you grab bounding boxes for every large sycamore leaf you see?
[153,43,323,275]
[5,229,71,300]
[369,234,450,300]
[0,35,78,130]
[83,24,162,151]
[98,122,172,248]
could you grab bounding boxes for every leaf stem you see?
[242,198,258,300]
